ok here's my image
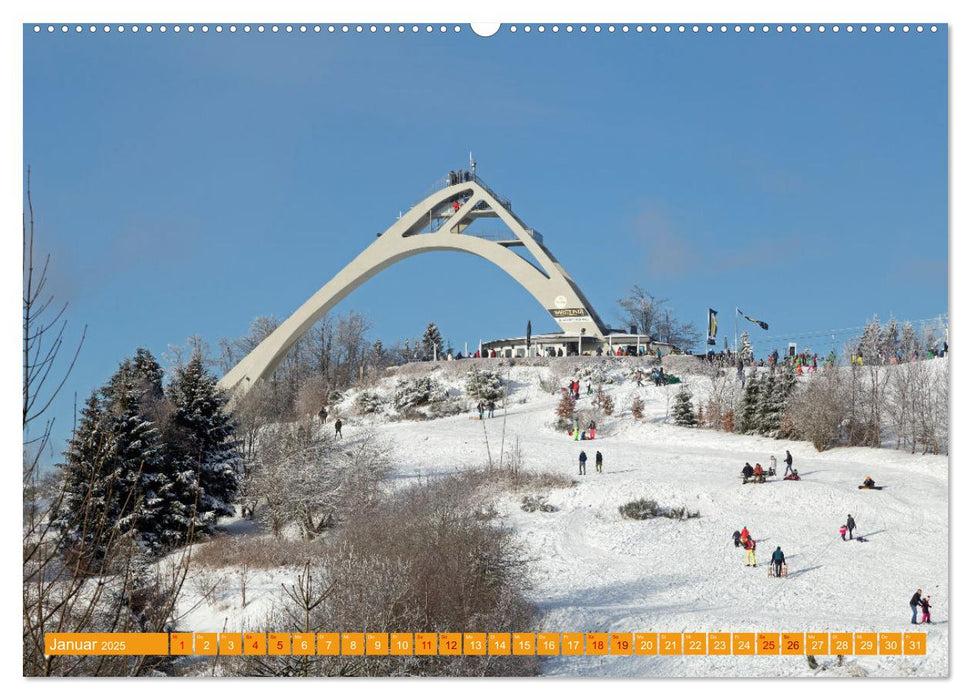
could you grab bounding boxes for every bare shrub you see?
[191,534,331,570]
[223,471,541,677]
[630,395,644,420]
[538,370,562,395]
[295,374,329,419]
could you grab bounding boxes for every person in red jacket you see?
[744,537,757,566]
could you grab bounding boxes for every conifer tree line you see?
[54,348,241,562]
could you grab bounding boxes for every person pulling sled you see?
[769,546,787,578]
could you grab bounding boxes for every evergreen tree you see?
[420,323,443,361]
[756,369,787,437]
[672,387,698,427]
[901,322,918,360]
[56,364,172,560]
[370,338,385,367]
[737,374,761,434]
[880,318,901,362]
[53,392,116,562]
[465,367,504,402]
[739,331,754,363]
[164,351,241,543]
[858,316,882,364]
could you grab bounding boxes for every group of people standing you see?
[448,170,473,185]
[578,449,603,475]
[910,589,933,624]
[476,400,496,419]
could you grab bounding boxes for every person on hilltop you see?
[578,450,588,475]
[910,589,923,624]
[771,546,786,578]
[595,450,603,474]
[334,418,343,439]
[784,450,794,476]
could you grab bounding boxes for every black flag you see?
[738,309,769,331]
[526,320,532,350]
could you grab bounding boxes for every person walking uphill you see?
[910,589,923,624]
[595,450,603,474]
[334,418,343,439]
[846,514,857,540]
[771,547,786,577]
[579,450,588,475]
[744,537,757,567]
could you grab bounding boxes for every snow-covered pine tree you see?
[736,373,761,434]
[420,322,443,361]
[901,322,918,360]
[164,351,241,543]
[465,367,504,402]
[672,387,698,427]
[739,331,754,364]
[880,318,901,362]
[53,392,117,562]
[859,316,882,365]
[370,338,385,367]
[107,363,174,554]
[756,369,780,436]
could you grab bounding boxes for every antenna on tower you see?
[470,152,476,178]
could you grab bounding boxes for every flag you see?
[707,309,718,345]
[526,320,532,348]
[738,309,769,331]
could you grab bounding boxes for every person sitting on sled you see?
[741,463,754,480]
[753,463,765,483]
[863,475,876,488]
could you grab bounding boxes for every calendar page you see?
[20,2,950,685]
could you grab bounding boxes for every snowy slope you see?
[180,359,949,677]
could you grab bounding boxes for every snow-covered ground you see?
[179,359,948,677]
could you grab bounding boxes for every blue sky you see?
[23,24,947,453]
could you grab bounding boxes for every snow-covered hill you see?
[180,357,948,677]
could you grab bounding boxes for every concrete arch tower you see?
[218,175,607,398]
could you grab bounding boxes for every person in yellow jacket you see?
[745,537,757,566]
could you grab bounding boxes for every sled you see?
[768,563,788,578]
[783,475,802,481]
[856,536,869,542]
[858,485,884,490]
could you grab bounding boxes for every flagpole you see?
[734,308,738,355]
